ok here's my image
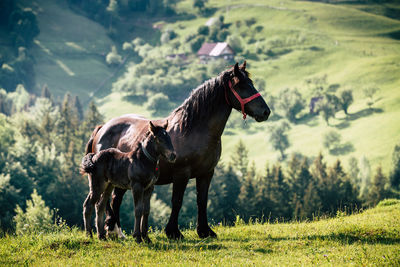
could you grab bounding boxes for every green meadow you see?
[1,199,399,266]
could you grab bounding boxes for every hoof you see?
[133,233,142,244]
[165,226,184,240]
[98,234,107,240]
[143,236,152,244]
[197,226,217,239]
[106,223,126,240]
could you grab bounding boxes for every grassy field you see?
[1,199,399,266]
[24,0,116,102]
[11,0,400,172]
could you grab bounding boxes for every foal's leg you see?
[105,187,127,239]
[141,185,154,243]
[196,171,217,238]
[95,183,114,240]
[83,175,100,237]
[165,177,189,240]
[131,182,144,243]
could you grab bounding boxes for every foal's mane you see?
[171,68,232,133]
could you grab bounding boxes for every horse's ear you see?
[149,121,156,134]
[163,120,168,129]
[240,60,246,70]
[233,62,240,77]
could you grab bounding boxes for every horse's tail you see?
[85,125,103,155]
[80,153,96,175]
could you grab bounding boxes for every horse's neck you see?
[170,80,232,138]
[140,136,158,163]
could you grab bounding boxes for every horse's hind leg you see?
[95,183,114,240]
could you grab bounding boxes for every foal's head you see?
[149,121,176,163]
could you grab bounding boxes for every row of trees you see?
[1,85,399,233]
[0,85,102,231]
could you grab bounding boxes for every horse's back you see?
[93,114,149,153]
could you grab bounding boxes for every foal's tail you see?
[80,153,96,175]
[85,125,103,155]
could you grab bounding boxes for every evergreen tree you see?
[358,156,371,200]
[301,181,321,220]
[72,95,83,122]
[367,166,388,206]
[390,142,400,189]
[230,139,249,180]
[254,163,275,221]
[270,164,291,219]
[238,162,257,221]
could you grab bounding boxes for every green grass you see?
[24,0,116,101]
[1,200,400,266]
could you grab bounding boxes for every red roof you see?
[197,43,217,55]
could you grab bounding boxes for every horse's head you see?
[149,121,176,163]
[225,61,270,122]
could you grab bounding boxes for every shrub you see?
[275,88,305,122]
[13,189,54,235]
[322,130,341,152]
[106,46,122,65]
[145,93,173,116]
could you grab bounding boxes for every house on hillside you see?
[197,42,235,63]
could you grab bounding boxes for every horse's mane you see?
[171,69,233,133]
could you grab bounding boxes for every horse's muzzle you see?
[255,108,271,122]
[167,152,177,163]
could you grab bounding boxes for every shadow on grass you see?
[266,232,400,245]
[346,108,383,121]
[122,94,147,104]
[329,142,355,156]
[296,113,319,127]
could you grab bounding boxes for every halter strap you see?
[141,142,157,163]
[225,80,261,120]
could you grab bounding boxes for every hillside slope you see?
[12,0,400,171]
[24,0,116,102]
[1,199,399,266]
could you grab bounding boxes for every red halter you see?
[225,80,261,120]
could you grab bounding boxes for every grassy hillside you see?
[1,199,400,266]
[166,0,400,171]
[12,0,400,172]
[23,0,116,102]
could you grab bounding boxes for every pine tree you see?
[311,153,328,212]
[71,95,83,122]
[270,164,291,219]
[81,101,104,142]
[301,182,321,220]
[358,156,371,201]
[230,139,249,180]
[390,142,400,189]
[238,161,257,221]
[255,162,276,221]
[367,166,388,206]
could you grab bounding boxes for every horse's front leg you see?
[141,185,154,243]
[165,177,189,240]
[105,187,127,239]
[196,171,217,238]
[131,182,144,243]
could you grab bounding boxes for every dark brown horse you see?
[86,62,270,239]
[81,121,176,242]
